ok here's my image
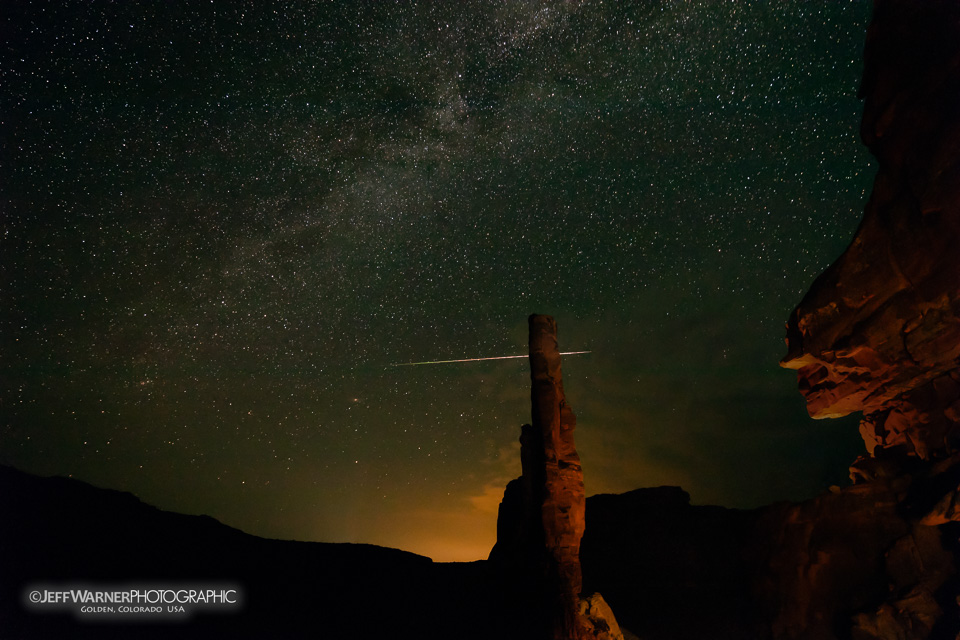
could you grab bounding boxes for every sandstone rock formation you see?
[578,592,626,640]
[776,1,960,637]
[492,4,960,639]
[751,478,955,640]
[529,313,589,640]
[490,314,622,640]
[780,0,960,474]
[581,481,959,640]
[587,3,960,638]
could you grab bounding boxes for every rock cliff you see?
[585,2,960,638]
[491,3,960,638]
[776,1,960,636]
[580,480,958,640]
[781,0,960,470]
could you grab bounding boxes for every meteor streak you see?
[390,351,591,367]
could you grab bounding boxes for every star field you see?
[2,0,872,561]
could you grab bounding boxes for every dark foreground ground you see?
[0,465,519,640]
[3,465,958,639]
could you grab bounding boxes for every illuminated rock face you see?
[582,481,958,640]
[490,315,620,640]
[781,0,960,467]
[528,313,589,640]
[774,2,960,637]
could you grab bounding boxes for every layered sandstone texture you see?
[529,313,589,640]
[780,0,960,465]
[778,2,960,638]
[580,481,958,640]
[491,315,621,640]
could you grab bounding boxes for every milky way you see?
[2,1,873,560]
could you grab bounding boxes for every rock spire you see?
[490,314,622,640]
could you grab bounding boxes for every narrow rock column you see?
[528,314,588,640]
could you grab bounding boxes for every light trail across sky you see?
[390,351,592,367]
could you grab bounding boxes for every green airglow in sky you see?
[2,0,872,561]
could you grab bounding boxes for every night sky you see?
[2,1,874,562]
